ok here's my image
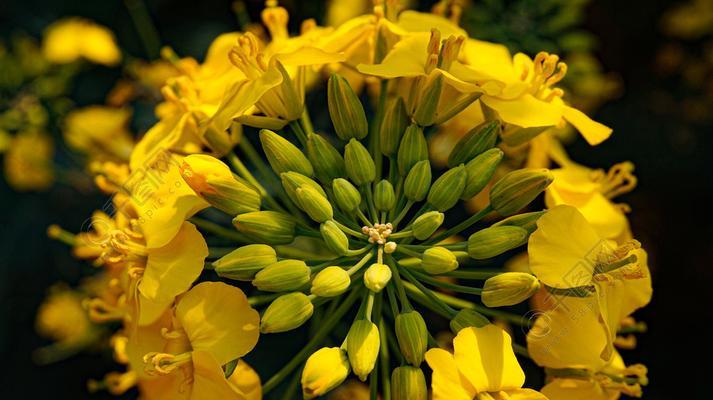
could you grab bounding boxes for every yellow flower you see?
[458,42,612,145]
[3,130,54,191]
[138,282,261,399]
[64,106,134,162]
[425,324,546,400]
[527,295,649,399]
[545,161,637,241]
[302,347,350,399]
[42,18,121,66]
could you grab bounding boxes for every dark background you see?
[1,0,711,398]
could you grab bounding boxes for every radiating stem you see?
[262,286,363,394]
[411,270,483,295]
[426,205,493,244]
[189,217,249,243]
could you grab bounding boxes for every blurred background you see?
[1,0,710,398]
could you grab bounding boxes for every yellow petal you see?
[130,158,208,249]
[541,378,617,400]
[481,94,563,128]
[138,221,208,325]
[126,310,173,380]
[274,46,346,66]
[460,39,518,84]
[397,10,468,38]
[453,325,525,393]
[424,348,475,400]
[528,205,602,288]
[176,282,260,365]
[191,350,248,400]
[526,295,610,371]
[357,33,429,78]
[228,361,262,400]
[562,106,612,146]
[499,388,549,400]
[210,66,283,132]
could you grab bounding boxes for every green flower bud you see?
[427,165,467,211]
[259,129,313,176]
[310,266,351,297]
[306,133,345,183]
[301,347,350,399]
[252,259,311,292]
[332,178,362,213]
[344,139,375,185]
[374,180,395,211]
[398,124,428,176]
[320,220,349,256]
[347,320,380,381]
[492,210,546,235]
[233,211,296,245]
[391,366,427,400]
[449,309,489,334]
[413,74,443,127]
[260,292,314,333]
[380,97,409,156]
[212,244,277,281]
[461,148,503,200]
[273,60,304,120]
[296,186,333,223]
[482,272,540,307]
[421,247,458,275]
[467,226,528,259]
[281,171,326,206]
[490,169,554,216]
[404,160,432,202]
[363,263,392,292]
[395,311,428,366]
[328,74,368,140]
[447,120,500,167]
[180,154,261,215]
[412,211,444,240]
[501,125,549,146]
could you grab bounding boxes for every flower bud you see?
[296,186,333,223]
[301,347,350,399]
[260,292,314,333]
[252,259,311,292]
[212,244,277,281]
[259,129,313,176]
[421,247,458,275]
[404,160,431,202]
[380,97,408,156]
[482,272,540,307]
[461,148,503,200]
[344,139,375,185]
[233,211,296,245]
[490,169,553,216]
[395,311,428,366]
[374,180,395,211]
[320,220,349,256]
[413,74,444,126]
[449,309,489,334]
[500,125,549,146]
[311,266,351,297]
[398,124,428,176]
[306,133,345,183]
[412,211,444,240]
[332,178,362,213]
[347,320,380,381]
[467,226,528,259]
[364,263,392,292]
[281,171,326,206]
[328,74,368,140]
[447,120,500,167]
[202,124,233,155]
[427,165,466,211]
[180,154,261,215]
[492,210,546,235]
[391,366,427,400]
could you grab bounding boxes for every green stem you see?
[189,217,249,243]
[401,242,467,251]
[247,293,281,307]
[227,152,288,214]
[426,205,493,244]
[388,229,412,239]
[378,319,391,400]
[347,250,375,276]
[442,269,502,280]
[262,286,363,394]
[332,219,366,238]
[411,270,483,295]
[399,266,457,318]
[357,208,373,226]
[289,120,309,147]
[363,184,378,222]
[394,245,423,259]
[385,256,411,312]
[124,0,161,59]
[391,199,414,228]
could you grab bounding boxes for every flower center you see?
[362,223,393,244]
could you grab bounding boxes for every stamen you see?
[84,298,125,323]
[595,161,637,199]
[439,35,465,70]
[229,33,267,79]
[261,6,289,41]
[143,351,193,376]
